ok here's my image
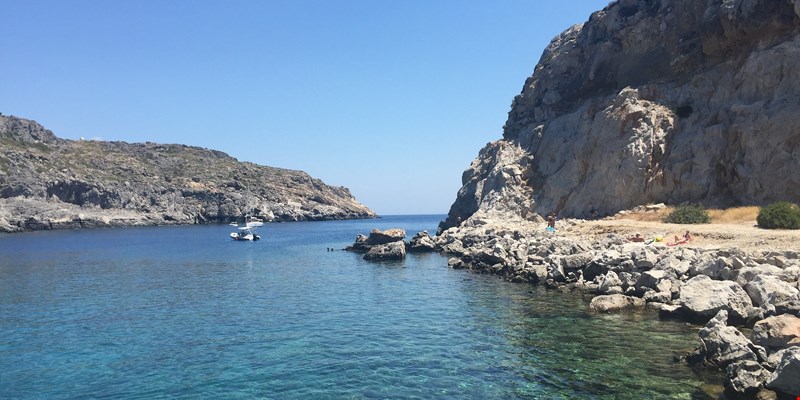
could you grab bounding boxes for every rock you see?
[447,257,465,269]
[597,271,623,294]
[698,310,765,369]
[560,251,594,271]
[630,246,659,269]
[659,304,685,319]
[438,0,800,235]
[583,262,609,281]
[724,360,771,397]
[635,269,674,291]
[655,255,691,278]
[345,234,371,253]
[366,228,406,245]
[766,347,800,396]
[736,265,785,286]
[751,314,800,351]
[363,241,406,261]
[618,271,640,290]
[589,294,645,312]
[680,275,753,323]
[408,231,436,252]
[643,290,671,304]
[690,256,729,280]
[745,275,800,310]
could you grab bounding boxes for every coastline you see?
[433,214,800,399]
[0,197,378,234]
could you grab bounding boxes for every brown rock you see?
[752,314,800,351]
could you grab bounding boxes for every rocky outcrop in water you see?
[346,228,438,261]
[440,0,800,232]
[0,114,376,232]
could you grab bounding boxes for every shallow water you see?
[0,215,722,399]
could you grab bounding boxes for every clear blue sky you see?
[0,0,609,215]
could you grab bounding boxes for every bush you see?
[662,205,710,224]
[757,202,800,230]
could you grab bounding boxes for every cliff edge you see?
[0,114,376,232]
[441,0,800,232]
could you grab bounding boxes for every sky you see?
[0,0,610,215]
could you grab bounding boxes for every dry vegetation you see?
[574,205,799,254]
[615,206,760,224]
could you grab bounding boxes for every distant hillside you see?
[0,114,376,232]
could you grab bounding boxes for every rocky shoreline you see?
[427,215,799,399]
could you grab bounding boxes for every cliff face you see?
[0,115,376,232]
[441,0,800,231]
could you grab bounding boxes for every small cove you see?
[0,215,723,399]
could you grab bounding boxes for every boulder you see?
[476,243,509,265]
[745,275,800,310]
[698,310,765,369]
[408,231,436,252]
[766,347,800,396]
[366,228,406,245]
[560,251,593,271]
[751,314,800,350]
[345,234,371,253]
[618,271,640,290]
[643,290,671,304]
[736,265,785,286]
[597,271,623,294]
[655,255,691,277]
[724,360,771,397]
[635,269,674,291]
[582,262,609,281]
[447,257,465,269]
[363,241,406,261]
[630,246,660,269]
[659,304,685,319]
[689,256,729,280]
[679,275,754,323]
[589,294,645,312]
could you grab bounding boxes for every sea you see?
[0,214,723,399]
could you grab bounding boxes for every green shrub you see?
[662,205,710,224]
[757,202,800,230]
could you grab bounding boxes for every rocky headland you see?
[0,114,376,232]
[433,0,800,398]
[440,0,800,232]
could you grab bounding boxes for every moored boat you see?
[230,226,260,241]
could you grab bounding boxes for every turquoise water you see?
[0,215,722,399]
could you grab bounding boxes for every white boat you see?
[230,226,261,241]
[245,215,264,228]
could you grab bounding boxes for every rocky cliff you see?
[441,0,800,232]
[0,114,376,232]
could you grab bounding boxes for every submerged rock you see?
[588,294,644,312]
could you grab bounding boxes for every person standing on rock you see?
[547,213,557,231]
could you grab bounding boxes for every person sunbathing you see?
[668,231,692,246]
[627,233,645,242]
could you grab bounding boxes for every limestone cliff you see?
[0,114,376,232]
[441,0,800,232]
